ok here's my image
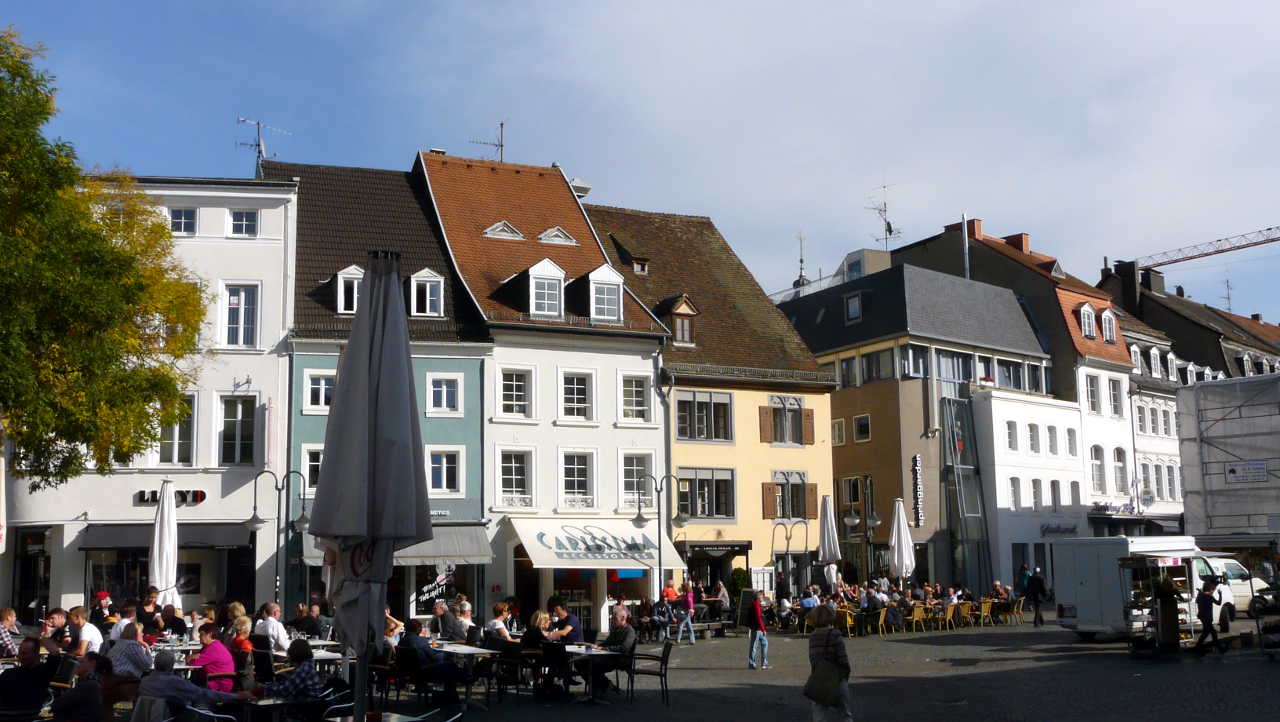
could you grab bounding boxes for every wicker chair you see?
[935,604,958,631]
[1012,598,1026,624]
[905,604,928,632]
[876,608,891,636]
[956,602,974,627]
[975,599,994,627]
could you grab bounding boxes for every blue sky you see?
[13,2,1280,322]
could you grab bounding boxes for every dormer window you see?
[1149,347,1163,377]
[483,221,524,240]
[1166,352,1178,381]
[633,258,650,275]
[336,264,364,315]
[668,294,699,346]
[538,226,578,245]
[527,258,566,317]
[1079,304,1096,339]
[675,316,693,344]
[1100,310,1117,343]
[409,268,444,317]
[587,264,625,323]
[1130,345,1141,372]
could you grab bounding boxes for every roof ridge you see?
[262,159,409,175]
[417,151,563,175]
[583,203,712,221]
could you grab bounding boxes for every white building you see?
[1121,313,1186,533]
[1,177,296,621]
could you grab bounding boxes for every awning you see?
[1196,534,1276,549]
[79,523,250,550]
[1132,549,1232,559]
[1145,518,1183,534]
[510,517,686,571]
[675,540,752,558]
[303,524,493,567]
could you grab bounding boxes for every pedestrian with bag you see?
[803,605,851,722]
[1024,567,1049,627]
[1194,579,1224,656]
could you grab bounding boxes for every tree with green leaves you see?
[0,27,205,489]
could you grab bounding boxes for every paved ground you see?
[422,614,1280,721]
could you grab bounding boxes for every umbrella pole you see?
[353,633,370,719]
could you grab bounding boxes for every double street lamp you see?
[842,475,881,585]
[248,469,306,603]
[631,473,688,595]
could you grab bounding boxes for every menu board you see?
[735,589,757,628]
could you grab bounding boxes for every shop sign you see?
[417,565,456,600]
[535,524,659,561]
[1040,524,1078,537]
[136,489,206,505]
[1225,461,1269,483]
[911,455,924,528]
[1091,502,1135,515]
[430,509,450,518]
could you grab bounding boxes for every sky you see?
[12,2,1280,321]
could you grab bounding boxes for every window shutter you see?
[761,483,777,519]
[759,406,775,443]
[805,484,818,520]
[802,408,815,445]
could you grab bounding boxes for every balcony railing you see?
[500,493,534,508]
[561,493,596,509]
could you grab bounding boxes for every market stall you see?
[1118,553,1195,656]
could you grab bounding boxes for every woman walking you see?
[676,583,697,645]
[804,606,851,722]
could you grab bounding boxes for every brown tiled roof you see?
[1055,288,1134,365]
[1112,306,1169,342]
[970,233,1110,300]
[1211,308,1280,349]
[419,153,663,336]
[584,204,819,375]
[1142,290,1276,354]
[259,160,487,343]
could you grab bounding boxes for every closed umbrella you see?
[308,251,432,718]
[818,494,843,589]
[149,479,180,609]
[888,497,915,583]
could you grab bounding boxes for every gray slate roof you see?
[780,264,1047,358]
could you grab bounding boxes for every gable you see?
[538,226,578,245]
[587,263,624,284]
[672,296,700,316]
[529,257,566,278]
[483,220,524,240]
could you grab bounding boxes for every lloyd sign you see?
[535,524,659,562]
[136,489,207,505]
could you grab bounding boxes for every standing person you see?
[138,587,163,635]
[49,652,111,722]
[88,592,115,633]
[661,579,679,603]
[1194,580,1224,656]
[544,597,583,644]
[674,584,697,646]
[747,590,770,670]
[1024,568,1049,627]
[804,606,852,722]
[1016,564,1032,598]
[67,606,104,656]
[253,603,290,652]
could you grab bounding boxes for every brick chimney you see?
[943,218,983,239]
[1002,233,1030,254]
[1252,313,1264,322]
[1140,268,1166,294]
[1113,260,1140,313]
[1175,285,1185,297]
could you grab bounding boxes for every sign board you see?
[136,489,206,505]
[735,589,758,628]
[911,455,924,528]
[1040,524,1078,537]
[1225,461,1269,483]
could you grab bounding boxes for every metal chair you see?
[628,639,673,705]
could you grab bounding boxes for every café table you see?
[565,644,618,705]
[327,715,423,722]
[242,696,293,722]
[429,641,493,711]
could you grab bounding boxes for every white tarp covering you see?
[888,497,915,580]
[149,479,181,609]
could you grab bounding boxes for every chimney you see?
[943,218,983,240]
[1002,233,1030,254]
[1114,260,1140,312]
[568,177,592,199]
[1252,313,1264,322]
[1140,268,1166,294]
[1176,285,1185,297]
[427,148,447,155]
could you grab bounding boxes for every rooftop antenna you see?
[469,121,505,162]
[237,116,291,174]
[1221,277,1234,312]
[792,232,809,288]
[866,183,902,251]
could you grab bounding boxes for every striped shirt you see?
[107,639,154,678]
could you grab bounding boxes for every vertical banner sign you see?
[0,456,7,554]
[911,454,924,528]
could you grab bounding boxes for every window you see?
[853,414,871,442]
[230,210,258,236]
[427,375,462,415]
[977,355,994,382]
[860,348,895,383]
[1067,428,1078,456]
[618,375,651,422]
[303,447,323,496]
[766,471,809,519]
[1150,348,1162,378]
[1167,353,1178,381]
[936,350,973,398]
[499,450,533,507]
[844,293,863,323]
[832,418,846,446]
[483,220,524,240]
[1148,406,1158,431]
[411,277,443,317]
[224,284,258,347]
[1108,378,1123,417]
[1006,420,1018,451]
[1113,448,1127,494]
[1090,445,1105,493]
[561,452,594,508]
[846,259,863,279]
[1154,464,1164,499]
[1131,345,1142,372]
[1137,406,1147,434]
[158,395,194,465]
[1140,463,1151,493]
[1050,480,1061,512]
[1161,409,1172,437]
[220,396,255,465]
[1085,375,1100,413]
[1167,465,1177,499]
[771,396,805,444]
[622,454,653,507]
[633,260,648,275]
[428,449,461,496]
[839,357,857,388]
[1101,312,1116,343]
[500,369,531,417]
[677,468,735,518]
[169,208,196,235]
[305,371,335,413]
[592,283,621,321]
[1070,481,1081,506]
[532,277,561,316]
[674,316,694,344]
[676,390,732,441]
[997,359,1024,390]
[905,344,930,378]
[1009,478,1021,510]
[1027,364,1043,393]
[1047,426,1058,455]
[1081,306,1096,338]
[561,372,593,420]
[1028,424,1040,453]
[840,476,861,504]
[1031,479,1042,511]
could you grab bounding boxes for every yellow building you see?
[586,205,835,597]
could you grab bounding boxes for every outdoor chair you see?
[975,600,994,627]
[488,640,526,701]
[390,646,427,705]
[1012,598,1026,624]
[250,649,277,685]
[957,602,974,627]
[876,608,891,636]
[628,639,673,706]
[48,655,78,696]
[538,642,574,699]
[905,604,928,632]
[936,604,958,631]
[836,609,857,638]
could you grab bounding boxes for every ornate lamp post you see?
[632,473,687,597]
[843,475,881,584]
[249,470,305,603]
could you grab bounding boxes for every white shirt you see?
[77,621,104,653]
[485,618,508,640]
[254,616,290,652]
[110,617,137,641]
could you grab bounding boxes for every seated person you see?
[50,652,111,722]
[159,606,187,639]
[544,597,583,644]
[187,624,235,693]
[0,607,21,658]
[485,602,515,643]
[430,601,467,642]
[574,606,635,700]
[106,623,153,678]
[139,650,244,708]
[228,616,254,655]
[257,640,323,701]
[991,581,1009,601]
[68,606,104,657]
[521,611,551,651]
[285,604,321,639]
[0,637,63,711]
[397,619,462,705]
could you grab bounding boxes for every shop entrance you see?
[14,529,50,625]
[512,544,539,626]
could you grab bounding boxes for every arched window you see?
[1009,478,1021,511]
[1101,311,1117,343]
[1090,446,1106,493]
[1050,480,1061,512]
[1167,465,1178,499]
[1150,348,1162,378]
[1031,479,1043,511]
[1130,345,1142,372]
[1113,448,1128,493]
[1080,305,1096,338]
[1070,481,1081,506]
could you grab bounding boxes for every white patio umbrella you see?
[308,251,432,718]
[818,494,843,589]
[149,479,181,609]
[887,497,915,583]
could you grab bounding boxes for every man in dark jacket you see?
[1194,580,1224,655]
[398,619,462,705]
[575,606,636,699]
[430,601,467,642]
[1024,567,1049,627]
[0,637,64,711]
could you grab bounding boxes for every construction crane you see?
[1133,225,1280,269]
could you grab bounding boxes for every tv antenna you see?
[237,116,291,170]
[865,183,901,251]
[469,121,505,162]
[1221,277,1234,312]
[792,232,809,288]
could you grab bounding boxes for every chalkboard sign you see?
[735,589,757,628]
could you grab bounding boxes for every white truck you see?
[1052,535,1250,639]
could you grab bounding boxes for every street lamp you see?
[632,473,687,598]
[844,476,880,584]
[250,470,288,603]
[771,519,810,598]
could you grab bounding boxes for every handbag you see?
[804,658,846,707]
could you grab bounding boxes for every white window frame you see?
[1085,374,1101,414]
[617,371,655,426]
[1167,465,1178,499]
[220,280,262,349]
[216,392,258,467]
[230,209,258,237]
[303,369,336,415]
[495,444,537,510]
[1108,377,1124,417]
[1006,420,1018,451]
[1047,426,1058,455]
[425,372,465,418]
[409,269,444,318]
[1080,304,1096,338]
[1009,477,1021,511]
[300,443,324,498]
[532,277,562,316]
[1031,479,1043,511]
[537,226,578,245]
[1067,428,1078,456]
[1166,352,1178,381]
[157,393,197,467]
[557,368,597,425]
[169,207,196,236]
[832,418,846,446]
[335,264,363,316]
[592,283,622,322]
[587,264,625,323]
[1130,345,1142,372]
[1161,408,1172,437]
[1090,445,1106,493]
[1050,480,1061,512]
[483,220,524,240]
[1113,448,1128,494]
[558,446,598,510]
[495,364,537,421]
[426,444,466,499]
[852,414,871,443]
[618,449,657,509]
[1149,347,1162,378]
[1101,310,1116,343]
[674,315,694,345]
[1028,423,1040,454]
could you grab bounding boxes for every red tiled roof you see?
[1211,308,1280,348]
[970,233,1110,300]
[1055,288,1133,364]
[418,153,663,335]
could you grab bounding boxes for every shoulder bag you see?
[803,630,848,707]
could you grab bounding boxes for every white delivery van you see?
[1052,536,1244,640]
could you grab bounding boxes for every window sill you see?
[428,492,466,500]
[425,411,465,419]
[672,342,696,348]
[853,438,872,444]
[490,506,538,515]
[553,506,602,515]
[216,347,267,355]
[490,416,539,426]
[614,421,660,430]
[674,437,735,445]
[680,517,736,524]
[553,419,599,428]
[301,408,330,416]
[612,506,657,515]
[769,442,805,449]
[409,314,449,320]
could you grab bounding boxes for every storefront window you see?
[412,564,474,617]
